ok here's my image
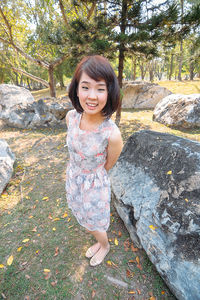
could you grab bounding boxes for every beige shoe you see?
[85,243,100,258]
[90,245,110,267]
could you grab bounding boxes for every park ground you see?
[0,80,199,299]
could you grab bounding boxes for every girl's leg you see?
[87,230,110,266]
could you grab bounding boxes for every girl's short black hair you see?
[68,55,120,118]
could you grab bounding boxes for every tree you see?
[0,0,69,97]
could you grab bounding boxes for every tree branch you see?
[10,66,49,87]
[58,0,69,27]
[0,6,13,42]
[0,37,49,69]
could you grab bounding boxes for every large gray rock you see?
[0,84,34,110]
[0,84,73,128]
[122,82,172,109]
[110,130,200,300]
[153,94,200,128]
[0,139,15,195]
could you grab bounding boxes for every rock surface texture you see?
[0,84,73,128]
[0,139,15,195]
[153,94,200,129]
[110,130,200,300]
[122,82,172,109]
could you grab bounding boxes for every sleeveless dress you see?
[65,109,120,232]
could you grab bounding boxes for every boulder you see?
[0,84,34,111]
[0,84,73,128]
[110,130,200,300]
[122,82,172,109]
[153,94,200,129]
[0,139,15,195]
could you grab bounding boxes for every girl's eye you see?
[82,86,88,90]
[98,89,105,92]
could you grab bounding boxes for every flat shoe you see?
[85,244,100,258]
[90,246,110,267]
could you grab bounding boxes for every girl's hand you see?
[104,128,123,172]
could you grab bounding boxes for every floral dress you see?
[66,109,119,232]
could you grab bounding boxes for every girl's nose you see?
[88,89,97,99]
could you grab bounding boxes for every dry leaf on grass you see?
[7,255,13,266]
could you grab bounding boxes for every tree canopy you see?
[0,0,199,115]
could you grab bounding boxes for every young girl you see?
[65,55,123,267]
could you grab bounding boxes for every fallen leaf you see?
[0,264,5,268]
[128,290,136,294]
[137,289,141,295]
[114,238,119,246]
[48,213,53,220]
[45,272,51,280]
[67,218,71,222]
[107,260,112,266]
[149,297,156,300]
[128,259,135,263]
[44,269,50,273]
[28,216,33,219]
[149,225,157,230]
[51,281,57,287]
[136,256,140,264]
[131,244,138,252]
[22,239,30,243]
[118,231,122,237]
[53,218,60,221]
[161,291,165,295]
[126,269,131,278]
[1,293,6,299]
[25,274,31,279]
[137,264,143,270]
[17,247,22,252]
[7,255,13,266]
[32,227,37,232]
[52,227,56,231]
[92,290,96,298]
[185,198,189,202]
[42,196,49,201]
[124,239,130,251]
[62,213,68,218]
[54,247,59,257]
[167,170,172,175]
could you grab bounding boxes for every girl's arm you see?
[104,128,123,172]
[65,111,70,127]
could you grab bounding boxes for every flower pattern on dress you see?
[65,109,120,232]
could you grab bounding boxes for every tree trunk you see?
[178,40,183,81]
[115,0,127,125]
[169,54,174,81]
[189,60,194,80]
[178,0,184,81]
[133,57,137,80]
[149,61,154,82]
[140,61,145,80]
[14,72,19,86]
[27,78,31,90]
[48,65,56,97]
[58,71,65,89]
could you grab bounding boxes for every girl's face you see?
[77,72,108,117]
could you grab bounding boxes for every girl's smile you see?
[77,72,108,117]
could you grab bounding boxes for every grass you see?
[156,79,200,94]
[0,80,199,299]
